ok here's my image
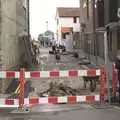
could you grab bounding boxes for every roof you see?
[57,7,80,17]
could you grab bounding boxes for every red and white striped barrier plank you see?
[0,71,19,79]
[0,69,100,79]
[26,95,100,105]
[0,95,100,107]
[0,99,19,108]
[25,69,100,78]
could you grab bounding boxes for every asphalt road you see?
[0,104,120,120]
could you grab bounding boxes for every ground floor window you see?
[108,31,112,51]
[117,29,120,50]
[61,32,69,39]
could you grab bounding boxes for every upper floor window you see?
[73,17,77,23]
[87,0,89,20]
[109,0,118,22]
[57,19,59,25]
[89,0,92,16]
[83,2,87,8]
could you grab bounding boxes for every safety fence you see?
[112,63,118,99]
[0,95,100,107]
[0,64,118,108]
[0,69,100,78]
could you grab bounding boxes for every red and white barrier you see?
[0,95,100,107]
[0,69,100,79]
[112,63,117,97]
[0,71,19,78]
[25,69,100,78]
[0,99,19,108]
[0,68,104,107]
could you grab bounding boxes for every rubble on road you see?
[36,82,89,97]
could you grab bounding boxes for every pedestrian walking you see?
[115,50,120,103]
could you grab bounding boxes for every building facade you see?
[0,0,29,70]
[79,0,98,63]
[56,7,80,52]
[103,0,120,61]
[79,0,120,65]
[0,0,30,93]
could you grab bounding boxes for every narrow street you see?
[0,47,113,120]
[29,47,99,98]
[0,0,120,119]
[32,47,84,71]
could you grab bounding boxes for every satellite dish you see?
[117,8,120,18]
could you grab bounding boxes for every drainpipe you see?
[93,0,98,65]
[104,27,111,104]
[27,0,32,66]
[27,0,30,39]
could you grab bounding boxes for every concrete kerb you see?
[113,106,120,110]
[91,103,114,109]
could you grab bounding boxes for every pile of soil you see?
[37,82,84,97]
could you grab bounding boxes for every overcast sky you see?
[30,0,79,39]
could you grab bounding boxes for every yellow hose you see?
[14,84,20,94]
[14,81,26,94]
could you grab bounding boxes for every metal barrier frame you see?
[0,67,107,108]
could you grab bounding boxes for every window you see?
[83,2,87,8]
[57,19,59,25]
[97,0,104,27]
[117,30,120,49]
[62,33,69,39]
[89,0,92,16]
[109,0,118,22]
[62,33,66,39]
[87,0,89,20]
[108,32,112,51]
[73,17,77,23]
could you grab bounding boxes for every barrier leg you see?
[19,68,25,108]
[100,65,106,104]
[112,63,117,98]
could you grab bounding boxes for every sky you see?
[30,0,79,39]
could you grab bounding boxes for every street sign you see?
[117,8,120,18]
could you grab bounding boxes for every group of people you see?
[40,40,52,48]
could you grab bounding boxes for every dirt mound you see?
[37,82,89,97]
